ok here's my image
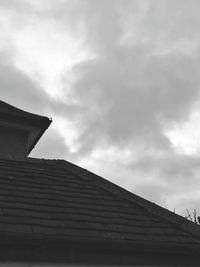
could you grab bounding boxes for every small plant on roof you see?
[185,209,200,224]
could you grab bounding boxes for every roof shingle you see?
[0,157,199,250]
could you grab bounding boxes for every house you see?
[0,100,199,266]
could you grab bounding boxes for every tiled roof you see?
[0,157,200,251]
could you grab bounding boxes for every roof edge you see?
[5,157,200,242]
[28,118,52,154]
[58,160,200,242]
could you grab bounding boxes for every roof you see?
[0,101,51,154]
[0,156,200,253]
[0,100,50,124]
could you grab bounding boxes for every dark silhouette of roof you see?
[0,156,199,251]
[0,100,51,154]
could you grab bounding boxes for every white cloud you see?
[0,1,94,99]
[165,110,200,155]
[12,19,91,99]
[51,113,81,153]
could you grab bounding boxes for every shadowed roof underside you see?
[0,100,51,155]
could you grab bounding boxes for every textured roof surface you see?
[0,157,199,249]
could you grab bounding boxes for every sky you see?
[1,0,200,216]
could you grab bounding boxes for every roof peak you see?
[0,100,50,121]
[0,100,52,159]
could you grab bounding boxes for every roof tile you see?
[0,157,199,249]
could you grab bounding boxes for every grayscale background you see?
[0,0,199,216]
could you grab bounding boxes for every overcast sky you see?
[1,0,200,216]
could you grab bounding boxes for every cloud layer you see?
[1,0,200,215]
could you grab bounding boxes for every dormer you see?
[0,100,51,159]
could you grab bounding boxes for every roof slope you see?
[0,157,199,251]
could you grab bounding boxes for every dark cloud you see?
[132,153,200,182]
[69,43,200,155]
[0,51,79,118]
[41,1,200,158]
[0,54,47,114]
[55,0,200,212]
[126,152,200,213]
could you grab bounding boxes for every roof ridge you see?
[0,157,61,165]
[27,157,64,165]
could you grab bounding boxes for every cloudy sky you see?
[1,0,200,216]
